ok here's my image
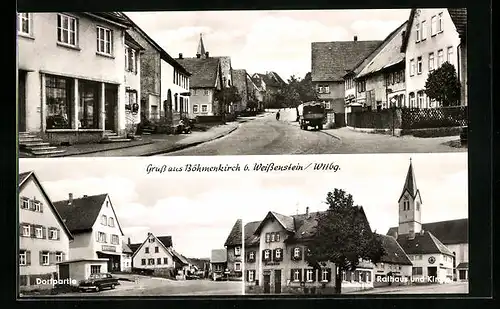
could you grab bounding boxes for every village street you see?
[348,281,468,294]
[56,276,242,296]
[162,109,465,156]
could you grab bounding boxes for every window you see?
[141,259,146,265]
[293,269,300,281]
[125,47,137,73]
[157,258,162,264]
[20,197,30,209]
[410,59,415,76]
[438,13,443,32]
[152,246,158,253]
[415,23,421,42]
[57,14,78,46]
[293,247,300,258]
[41,252,49,265]
[20,250,27,266]
[111,235,119,245]
[270,233,275,242]
[431,16,437,36]
[409,93,416,108]
[22,225,31,237]
[417,56,423,74]
[35,227,43,239]
[412,267,423,275]
[264,250,270,260]
[148,258,155,265]
[235,247,241,256]
[235,263,241,271]
[163,257,168,264]
[323,85,330,93]
[45,75,73,129]
[148,238,154,243]
[97,26,112,55]
[429,52,435,71]
[447,47,454,65]
[438,49,444,67]
[97,232,106,243]
[265,233,270,243]
[91,265,101,274]
[276,233,280,242]
[357,80,366,92]
[417,91,425,108]
[306,269,314,282]
[33,200,42,212]
[204,90,209,96]
[249,252,255,260]
[421,20,427,40]
[56,252,63,262]
[249,270,255,281]
[145,247,149,253]
[108,217,114,227]
[201,105,208,113]
[321,269,329,281]
[101,215,107,225]
[49,229,58,240]
[275,249,281,259]
[17,13,31,36]
[193,104,199,113]
[342,271,347,281]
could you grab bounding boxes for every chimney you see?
[179,53,183,59]
[205,51,209,58]
[354,35,358,41]
[68,193,73,205]
[83,195,88,198]
[306,206,310,217]
[128,237,131,245]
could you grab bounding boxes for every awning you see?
[57,258,109,265]
[97,251,122,256]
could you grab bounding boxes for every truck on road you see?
[298,101,326,131]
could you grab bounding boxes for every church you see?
[386,160,469,283]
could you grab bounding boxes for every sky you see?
[125,9,410,81]
[19,153,467,258]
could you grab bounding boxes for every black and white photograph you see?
[17,8,467,157]
[240,153,468,295]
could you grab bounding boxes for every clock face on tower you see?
[428,256,436,264]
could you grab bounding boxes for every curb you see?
[140,125,239,156]
[44,141,156,158]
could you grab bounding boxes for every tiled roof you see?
[88,12,132,26]
[19,171,32,185]
[210,249,227,263]
[189,258,210,270]
[252,72,286,88]
[176,57,220,88]
[456,262,468,269]
[157,236,173,248]
[171,249,189,265]
[224,219,242,247]
[129,243,142,253]
[448,8,467,39]
[356,22,407,78]
[377,234,413,265]
[396,231,453,256]
[122,243,133,254]
[386,218,468,245]
[311,40,382,82]
[53,193,108,233]
[244,221,261,247]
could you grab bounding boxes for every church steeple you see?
[398,158,422,235]
[400,157,419,201]
[196,33,206,58]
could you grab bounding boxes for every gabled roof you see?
[53,193,124,236]
[210,249,227,263]
[386,218,468,245]
[82,12,132,28]
[401,8,467,52]
[251,72,286,88]
[396,231,454,256]
[157,236,173,248]
[456,262,468,269]
[18,171,74,241]
[356,21,408,78]
[129,243,142,253]
[171,249,190,265]
[176,57,220,88]
[224,219,242,247]
[398,160,422,203]
[311,40,382,82]
[253,211,295,236]
[131,233,173,259]
[122,243,133,254]
[376,234,413,265]
[121,13,191,76]
[125,32,145,51]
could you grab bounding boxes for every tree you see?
[305,189,385,294]
[298,72,318,103]
[214,86,242,123]
[424,62,461,107]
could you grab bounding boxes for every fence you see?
[401,106,468,129]
[347,108,401,130]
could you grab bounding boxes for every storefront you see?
[97,250,122,273]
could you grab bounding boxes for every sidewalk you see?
[21,122,239,158]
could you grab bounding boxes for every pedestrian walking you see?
[276,109,281,121]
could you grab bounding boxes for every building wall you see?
[459,44,467,105]
[365,73,387,109]
[160,61,190,117]
[191,88,215,116]
[19,178,71,286]
[314,81,345,113]
[66,260,108,283]
[373,262,412,286]
[121,253,132,272]
[226,245,242,276]
[409,252,454,283]
[219,57,232,87]
[124,46,141,126]
[18,13,126,132]
[132,236,175,269]
[398,190,422,235]
[69,232,94,259]
[91,195,124,260]
[405,9,461,106]
[446,243,468,265]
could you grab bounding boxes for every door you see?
[427,267,437,281]
[59,264,70,281]
[263,274,271,294]
[274,270,281,294]
[18,71,26,132]
[105,85,117,131]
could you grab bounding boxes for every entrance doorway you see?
[274,270,281,294]
[263,273,271,294]
[427,267,438,282]
[18,71,27,132]
[59,264,70,280]
[105,85,118,131]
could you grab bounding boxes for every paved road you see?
[162,109,464,156]
[349,282,468,294]
[59,278,242,296]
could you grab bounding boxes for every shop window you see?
[45,75,74,129]
[78,81,100,129]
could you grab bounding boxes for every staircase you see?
[19,132,67,156]
[100,130,133,143]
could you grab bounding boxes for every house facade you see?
[131,233,175,276]
[18,171,73,290]
[210,249,228,280]
[17,12,133,144]
[121,242,133,272]
[251,72,286,109]
[373,234,413,287]
[224,219,243,278]
[53,193,126,275]
[245,209,374,294]
[401,9,462,108]
[231,70,249,113]
[123,32,144,133]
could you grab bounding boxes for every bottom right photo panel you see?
[242,153,468,295]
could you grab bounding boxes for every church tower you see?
[398,158,422,236]
[196,33,207,58]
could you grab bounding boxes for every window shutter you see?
[290,269,294,281]
[43,227,47,239]
[327,268,332,282]
[39,251,43,265]
[49,252,56,265]
[262,250,265,261]
[30,225,36,238]
[56,228,60,240]
[299,247,303,260]
[19,224,24,236]
[299,269,303,282]
[39,202,43,212]
[26,251,31,265]
[271,249,276,261]
[291,248,294,260]
[246,270,249,282]
[312,269,316,282]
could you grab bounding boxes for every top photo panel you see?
[17,9,468,157]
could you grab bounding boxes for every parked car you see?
[79,273,119,292]
[211,270,230,281]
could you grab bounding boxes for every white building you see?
[18,171,73,290]
[131,233,176,276]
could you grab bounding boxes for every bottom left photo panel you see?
[17,157,245,297]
